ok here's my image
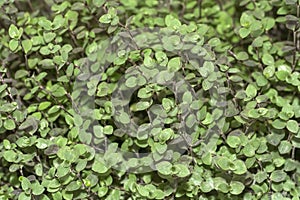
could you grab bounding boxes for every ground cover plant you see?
[1,0,300,199]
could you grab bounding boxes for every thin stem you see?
[38,84,74,117]
[293,4,300,71]
[292,147,296,160]
[180,2,186,18]
[0,73,15,102]
[27,0,33,12]
[118,22,140,51]
[293,30,297,70]
[197,0,202,18]
[216,0,223,10]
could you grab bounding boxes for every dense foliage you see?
[1,0,300,199]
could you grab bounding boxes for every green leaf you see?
[20,176,31,191]
[19,116,38,134]
[143,56,154,68]
[243,143,256,157]
[226,135,241,148]
[158,128,174,142]
[272,119,286,129]
[262,53,274,65]
[262,17,275,31]
[257,107,268,115]
[154,143,167,154]
[50,85,66,97]
[74,114,83,126]
[76,159,88,172]
[4,119,16,130]
[134,101,150,111]
[214,177,229,193]
[202,153,212,165]
[38,19,52,30]
[252,36,264,47]
[156,161,172,175]
[254,171,268,183]
[9,24,19,38]
[156,71,174,84]
[174,164,190,177]
[3,150,18,162]
[230,181,245,195]
[43,32,56,43]
[208,37,221,47]
[240,13,253,27]
[245,84,257,99]
[286,0,297,4]
[155,51,167,63]
[36,138,48,149]
[3,139,11,149]
[284,159,297,171]
[92,160,109,174]
[34,164,43,176]
[239,28,250,38]
[118,112,131,124]
[0,102,17,112]
[202,113,213,125]
[167,57,181,72]
[217,157,233,171]
[198,61,214,77]
[99,14,112,24]
[9,39,19,51]
[125,76,137,88]
[200,178,214,193]
[137,185,150,197]
[267,133,285,146]
[31,182,45,195]
[15,69,29,79]
[98,187,109,197]
[275,64,291,81]
[162,98,173,111]
[183,91,193,104]
[103,125,113,135]
[93,0,105,7]
[38,101,52,111]
[263,65,275,79]
[65,181,82,191]
[0,84,7,94]
[236,52,249,61]
[233,160,247,175]
[286,120,299,133]
[165,15,181,29]
[278,140,292,154]
[270,170,287,182]
[18,192,31,200]
[21,39,32,54]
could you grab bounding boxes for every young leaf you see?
[167,57,181,72]
[286,120,299,133]
[9,39,19,51]
[9,24,19,38]
[165,15,181,29]
[21,39,32,54]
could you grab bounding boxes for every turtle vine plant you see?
[1,0,300,200]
